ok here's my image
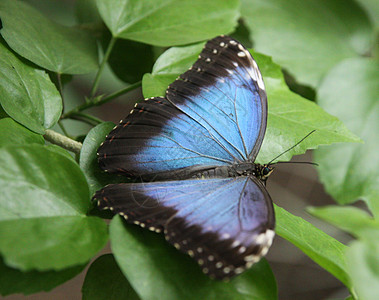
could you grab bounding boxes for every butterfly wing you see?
[98,97,234,179]
[166,35,267,161]
[98,36,267,179]
[94,177,275,280]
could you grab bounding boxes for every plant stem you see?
[44,129,82,154]
[58,120,70,137]
[89,36,117,99]
[374,32,379,60]
[99,81,142,104]
[56,73,65,114]
[62,81,142,119]
[68,112,103,126]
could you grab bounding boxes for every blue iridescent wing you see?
[166,35,267,161]
[98,36,267,178]
[98,97,234,179]
[94,177,275,280]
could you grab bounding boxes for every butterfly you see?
[94,35,275,280]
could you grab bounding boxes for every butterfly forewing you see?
[98,36,267,178]
[166,35,267,161]
[98,97,233,178]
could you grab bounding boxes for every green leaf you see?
[254,52,361,164]
[354,0,379,30]
[96,0,240,46]
[240,0,373,87]
[230,21,253,49]
[0,0,98,74]
[0,145,108,271]
[110,216,277,300]
[346,240,379,300]
[275,205,350,287]
[45,144,76,162]
[82,254,140,300]
[0,118,44,147]
[0,105,8,119]
[142,73,169,98]
[80,122,125,196]
[314,58,379,216]
[75,0,103,24]
[310,205,379,299]
[0,40,62,134]
[142,42,205,97]
[308,206,379,239]
[0,257,85,296]
[142,44,360,164]
[103,32,155,83]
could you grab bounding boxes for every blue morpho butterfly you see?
[94,35,275,280]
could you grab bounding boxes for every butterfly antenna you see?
[267,130,316,165]
[274,161,319,166]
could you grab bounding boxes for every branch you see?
[62,81,142,119]
[68,112,103,126]
[89,36,117,98]
[44,129,82,154]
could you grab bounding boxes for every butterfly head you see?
[255,164,274,182]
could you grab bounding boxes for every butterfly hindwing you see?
[94,177,275,280]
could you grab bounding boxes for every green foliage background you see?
[0,0,378,299]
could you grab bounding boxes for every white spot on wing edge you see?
[255,233,266,245]
[255,229,275,249]
[235,46,265,91]
[244,254,259,263]
[266,229,275,240]
[260,245,269,257]
[250,59,265,90]
[266,229,275,247]
[238,246,246,254]
[222,233,230,239]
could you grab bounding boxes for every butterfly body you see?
[94,35,275,280]
[189,163,273,181]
